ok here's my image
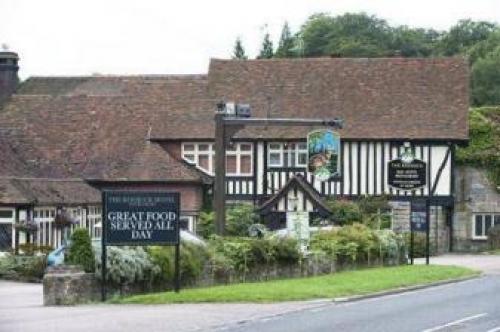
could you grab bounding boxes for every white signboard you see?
[286,211,310,252]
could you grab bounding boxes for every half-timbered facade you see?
[0,52,471,252]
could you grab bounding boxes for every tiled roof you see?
[0,75,211,181]
[0,177,100,205]
[153,57,469,141]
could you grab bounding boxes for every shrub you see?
[148,242,209,286]
[198,204,259,238]
[208,236,301,276]
[66,228,95,273]
[325,199,362,225]
[0,254,47,282]
[403,232,436,257]
[310,224,405,265]
[18,244,53,256]
[95,246,160,287]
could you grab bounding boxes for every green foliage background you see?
[456,107,500,190]
[239,14,500,106]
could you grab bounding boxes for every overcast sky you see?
[2,0,500,79]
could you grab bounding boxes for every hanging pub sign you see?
[307,129,340,181]
[103,191,180,245]
[388,144,426,191]
[410,198,428,232]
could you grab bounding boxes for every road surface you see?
[1,254,499,332]
[227,276,500,332]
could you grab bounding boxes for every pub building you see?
[0,49,496,253]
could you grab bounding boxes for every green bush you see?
[198,204,259,238]
[95,246,160,286]
[311,224,405,264]
[0,254,47,282]
[325,199,362,225]
[325,196,391,229]
[66,228,95,273]
[148,242,209,286]
[208,236,301,275]
[403,232,436,257]
[17,244,54,256]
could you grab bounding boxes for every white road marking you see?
[486,327,500,332]
[421,313,488,332]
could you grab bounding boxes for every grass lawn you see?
[116,265,478,304]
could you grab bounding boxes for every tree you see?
[437,19,497,56]
[232,37,248,60]
[275,22,296,58]
[472,48,500,105]
[257,32,274,59]
[299,13,393,57]
[391,26,440,57]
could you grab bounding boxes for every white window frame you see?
[182,142,253,176]
[472,213,500,240]
[182,142,215,175]
[0,208,14,223]
[268,143,284,167]
[226,143,253,176]
[268,142,308,168]
[295,142,308,168]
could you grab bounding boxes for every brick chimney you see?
[0,50,19,106]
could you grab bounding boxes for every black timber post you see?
[101,191,107,302]
[214,112,226,235]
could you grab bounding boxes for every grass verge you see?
[116,265,478,304]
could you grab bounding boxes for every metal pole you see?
[426,199,430,265]
[410,229,414,265]
[214,113,226,235]
[174,242,180,292]
[101,192,107,302]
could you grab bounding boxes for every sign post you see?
[410,198,430,265]
[101,191,181,301]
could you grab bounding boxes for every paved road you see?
[1,254,499,332]
[228,276,500,332]
[0,281,324,332]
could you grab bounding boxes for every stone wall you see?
[390,200,449,254]
[454,166,500,252]
[43,254,405,305]
[43,265,99,305]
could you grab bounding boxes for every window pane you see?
[269,153,281,166]
[226,155,237,174]
[198,144,210,151]
[184,154,195,162]
[183,144,195,151]
[226,144,236,151]
[298,153,308,166]
[485,215,492,234]
[269,143,281,150]
[297,142,307,150]
[240,144,252,151]
[475,215,483,236]
[0,210,13,218]
[198,155,210,171]
[494,215,500,226]
[240,155,252,174]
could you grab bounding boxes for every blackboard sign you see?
[103,191,180,245]
[388,158,426,190]
[411,199,428,232]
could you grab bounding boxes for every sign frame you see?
[100,190,181,301]
[388,158,427,191]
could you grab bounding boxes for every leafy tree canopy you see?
[232,37,248,60]
[257,32,274,59]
